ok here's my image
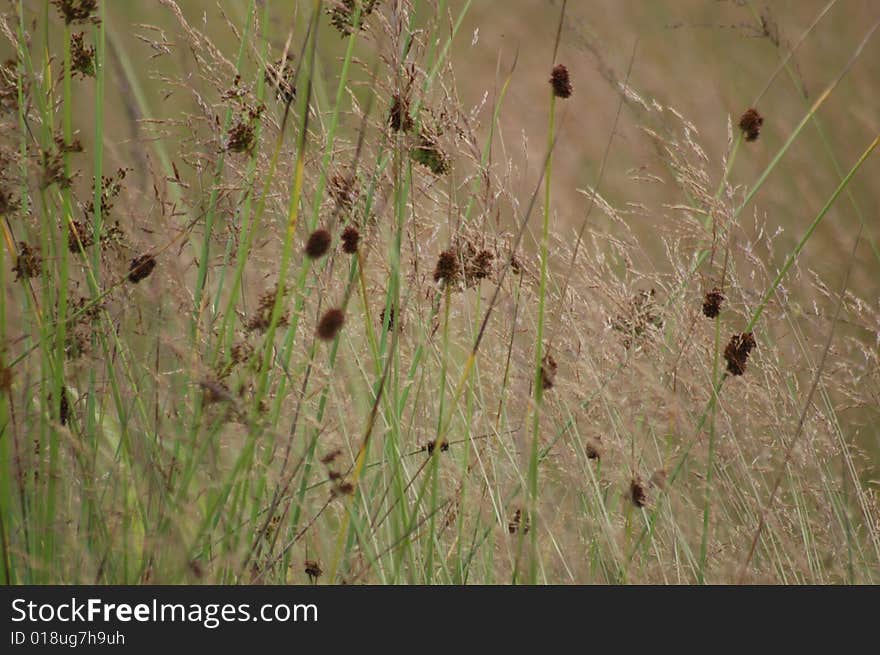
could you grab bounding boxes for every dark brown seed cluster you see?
[585,441,601,460]
[739,107,764,142]
[389,94,413,132]
[464,248,494,285]
[230,341,254,366]
[327,0,381,36]
[550,64,572,99]
[200,379,233,405]
[127,253,156,283]
[316,308,345,341]
[264,55,296,104]
[13,242,41,281]
[52,0,99,25]
[41,150,73,189]
[540,352,557,390]
[379,305,397,331]
[68,219,95,253]
[630,477,647,508]
[71,32,95,78]
[246,286,289,332]
[508,508,530,535]
[304,228,332,259]
[702,287,725,318]
[340,225,360,254]
[226,120,256,154]
[433,249,460,285]
[320,448,342,465]
[50,386,71,426]
[724,332,756,376]
[84,168,128,217]
[422,439,449,455]
[304,560,323,583]
[328,172,358,211]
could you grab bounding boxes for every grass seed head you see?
[630,476,647,508]
[127,254,156,283]
[317,308,346,341]
[340,225,360,254]
[739,107,763,142]
[550,63,572,98]
[433,248,460,285]
[305,228,332,259]
[724,332,756,376]
[702,287,725,318]
[13,242,41,281]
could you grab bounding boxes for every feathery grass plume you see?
[265,55,296,104]
[611,288,664,348]
[127,254,156,283]
[304,228,332,259]
[629,477,647,508]
[738,107,764,141]
[433,248,460,285]
[702,287,725,318]
[550,63,572,98]
[13,242,41,280]
[724,332,756,376]
[70,32,95,78]
[340,225,360,254]
[51,0,99,25]
[316,308,346,341]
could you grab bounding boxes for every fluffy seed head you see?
[340,225,360,254]
[702,287,725,318]
[550,64,572,98]
[305,228,332,259]
[739,107,763,142]
[127,254,156,283]
[317,308,345,341]
[724,332,756,376]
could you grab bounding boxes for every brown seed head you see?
[702,287,725,318]
[550,64,572,99]
[305,228,332,259]
[340,225,360,254]
[540,352,558,390]
[304,560,323,582]
[630,477,647,508]
[724,332,756,376]
[127,254,156,283]
[13,242,42,281]
[317,308,345,341]
[433,249,460,285]
[739,107,764,142]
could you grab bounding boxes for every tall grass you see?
[0,0,878,585]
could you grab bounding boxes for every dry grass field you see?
[0,0,878,584]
